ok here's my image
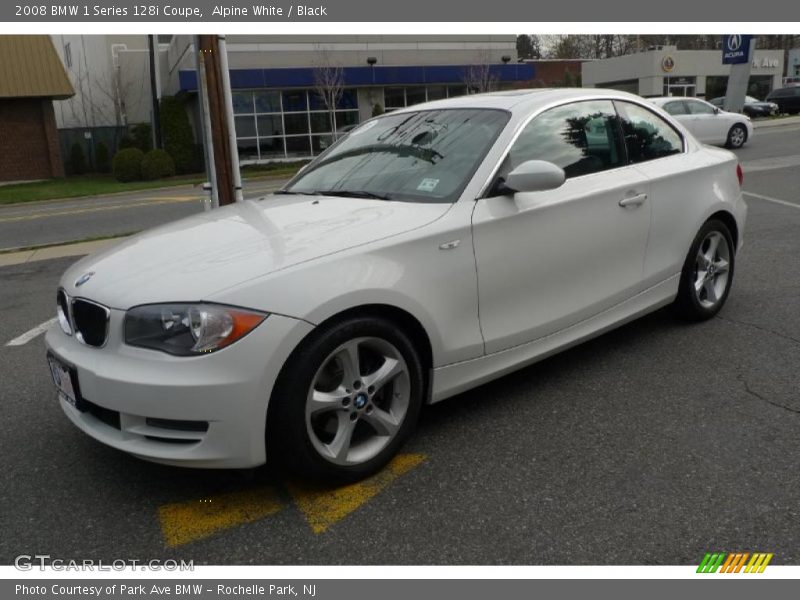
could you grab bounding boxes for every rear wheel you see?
[674,219,735,321]
[726,124,747,149]
[267,316,424,483]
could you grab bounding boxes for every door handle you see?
[619,193,647,208]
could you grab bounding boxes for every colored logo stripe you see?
[697,552,773,573]
[745,553,773,573]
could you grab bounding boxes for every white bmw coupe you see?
[46,89,747,482]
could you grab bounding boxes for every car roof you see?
[390,88,652,116]
[649,96,706,103]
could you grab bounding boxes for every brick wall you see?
[0,98,64,183]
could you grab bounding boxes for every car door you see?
[685,99,724,144]
[613,100,700,288]
[471,100,652,354]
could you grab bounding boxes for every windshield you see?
[282,108,510,203]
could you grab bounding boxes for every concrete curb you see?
[753,116,800,129]
[0,238,119,268]
[0,172,294,209]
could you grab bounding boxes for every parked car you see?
[765,86,800,115]
[46,89,747,482]
[708,95,778,118]
[649,97,753,149]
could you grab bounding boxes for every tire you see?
[266,316,424,484]
[725,124,747,149]
[673,219,735,321]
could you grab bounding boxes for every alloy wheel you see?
[729,126,746,148]
[305,336,411,466]
[693,231,731,309]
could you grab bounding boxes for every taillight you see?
[736,164,744,187]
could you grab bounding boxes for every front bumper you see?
[44,310,314,468]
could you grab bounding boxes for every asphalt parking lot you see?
[1,125,799,566]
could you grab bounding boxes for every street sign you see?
[722,35,753,65]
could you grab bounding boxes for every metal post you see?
[217,35,244,202]
[148,34,162,149]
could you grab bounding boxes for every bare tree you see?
[463,49,500,94]
[62,65,146,129]
[312,48,345,141]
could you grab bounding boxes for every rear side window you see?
[615,101,683,164]
[663,101,688,115]
[503,100,626,180]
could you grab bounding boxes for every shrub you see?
[130,123,153,152]
[118,134,136,150]
[68,142,87,175]
[95,142,110,173]
[161,96,199,174]
[371,103,385,117]
[112,148,145,182]
[141,149,176,180]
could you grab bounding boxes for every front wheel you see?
[726,124,747,149]
[267,316,424,483]
[673,219,735,321]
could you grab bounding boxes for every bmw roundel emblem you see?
[75,271,95,287]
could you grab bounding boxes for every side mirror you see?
[504,160,566,194]
[713,107,721,114]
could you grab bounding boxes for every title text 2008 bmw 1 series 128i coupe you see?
[45,89,747,482]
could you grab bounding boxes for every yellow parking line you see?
[156,453,427,547]
[0,196,200,223]
[158,486,285,548]
[287,453,427,534]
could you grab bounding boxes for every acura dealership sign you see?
[722,34,753,64]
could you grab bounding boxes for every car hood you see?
[61,195,451,309]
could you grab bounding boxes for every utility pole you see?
[197,34,237,206]
[148,34,162,149]
[194,35,218,211]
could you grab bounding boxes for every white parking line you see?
[742,191,800,210]
[5,318,57,347]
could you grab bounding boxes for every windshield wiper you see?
[315,190,393,200]
[273,189,320,196]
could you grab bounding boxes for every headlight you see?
[124,303,267,356]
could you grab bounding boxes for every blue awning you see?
[179,63,536,91]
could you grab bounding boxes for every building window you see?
[595,79,638,95]
[706,75,776,102]
[232,88,360,162]
[662,76,696,97]
[384,85,468,111]
[64,42,72,68]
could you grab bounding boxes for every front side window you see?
[615,101,683,164]
[502,100,625,180]
[663,101,689,115]
[284,108,510,203]
[686,100,716,115]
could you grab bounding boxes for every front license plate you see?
[47,354,78,408]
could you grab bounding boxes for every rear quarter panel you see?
[633,145,742,287]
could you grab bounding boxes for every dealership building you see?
[48,35,590,164]
[164,35,538,162]
[582,45,785,100]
